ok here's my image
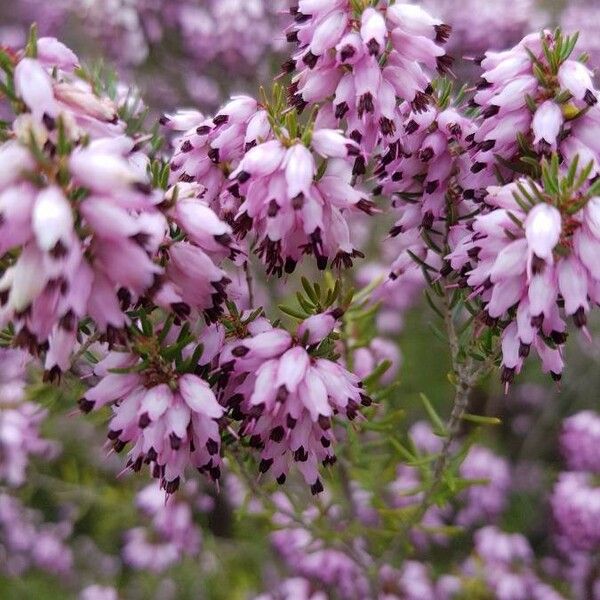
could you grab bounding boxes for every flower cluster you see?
[462,30,598,195]
[0,348,56,486]
[449,158,600,382]
[230,127,373,275]
[269,492,372,598]
[552,472,600,552]
[456,445,511,527]
[560,410,600,473]
[167,96,375,276]
[378,92,477,233]
[166,95,271,221]
[219,316,369,493]
[0,37,237,378]
[552,410,600,553]
[123,482,201,571]
[0,493,73,576]
[285,1,453,149]
[0,40,163,374]
[467,526,538,599]
[79,323,225,493]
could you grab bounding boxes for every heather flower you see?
[2,40,232,370]
[474,527,531,565]
[447,161,600,382]
[560,411,600,473]
[456,445,511,527]
[465,526,544,600]
[285,1,452,149]
[0,42,168,376]
[463,30,599,198]
[0,493,73,576]
[79,586,119,600]
[379,561,437,600]
[167,96,271,222]
[422,0,540,55]
[230,129,373,275]
[378,97,477,232]
[0,348,57,486]
[269,493,371,599]
[10,41,123,136]
[219,318,370,493]
[79,323,225,493]
[123,482,201,571]
[157,181,236,323]
[551,472,600,552]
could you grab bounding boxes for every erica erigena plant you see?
[2,6,600,594]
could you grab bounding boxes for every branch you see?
[244,260,255,308]
[415,282,478,518]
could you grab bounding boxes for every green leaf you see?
[301,277,319,304]
[461,413,502,426]
[25,24,38,58]
[362,360,392,388]
[419,393,447,436]
[278,304,306,320]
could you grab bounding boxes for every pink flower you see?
[456,446,511,527]
[297,310,341,346]
[0,493,73,576]
[558,60,597,106]
[378,100,477,231]
[462,31,600,198]
[10,41,121,136]
[560,411,600,473]
[156,184,235,323]
[525,203,562,262]
[167,96,271,222]
[123,482,201,571]
[447,165,600,382]
[0,349,57,487]
[36,37,79,71]
[532,101,564,150]
[285,1,452,149]
[14,58,56,121]
[79,325,225,492]
[0,144,166,375]
[230,130,372,275]
[552,472,600,551]
[219,319,369,493]
[0,40,171,375]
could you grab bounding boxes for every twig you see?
[415,283,477,518]
[70,331,102,368]
[244,260,255,308]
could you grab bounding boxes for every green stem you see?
[415,283,477,519]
